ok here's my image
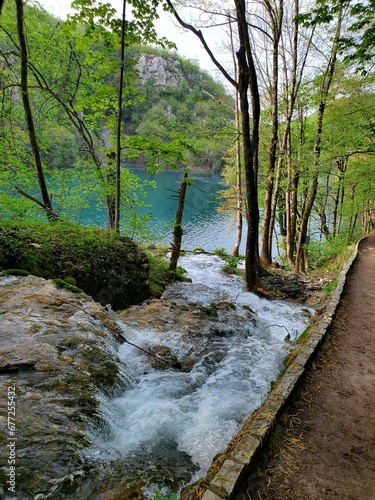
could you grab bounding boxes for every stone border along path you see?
[196,239,363,500]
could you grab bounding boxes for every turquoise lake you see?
[80,168,247,255]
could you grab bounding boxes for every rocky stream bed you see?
[0,254,329,499]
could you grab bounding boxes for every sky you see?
[35,0,232,82]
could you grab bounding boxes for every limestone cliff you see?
[135,54,182,87]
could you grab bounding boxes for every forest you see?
[0,0,374,290]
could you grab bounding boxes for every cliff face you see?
[135,54,182,87]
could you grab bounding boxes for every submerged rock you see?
[0,275,127,499]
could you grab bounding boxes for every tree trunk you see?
[294,8,342,273]
[229,15,243,258]
[114,0,127,232]
[235,0,262,289]
[232,101,243,257]
[260,0,283,265]
[332,156,347,237]
[281,0,314,266]
[15,0,55,220]
[169,171,188,273]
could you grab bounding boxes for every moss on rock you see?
[0,221,150,309]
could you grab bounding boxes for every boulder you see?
[0,224,150,310]
[0,275,128,499]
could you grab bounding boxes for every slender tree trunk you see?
[114,0,127,232]
[15,0,55,219]
[281,0,314,265]
[232,100,243,257]
[318,206,330,238]
[348,184,358,239]
[260,0,283,265]
[169,171,188,273]
[332,156,347,237]
[294,8,342,273]
[229,14,243,257]
[235,0,262,289]
[106,161,116,229]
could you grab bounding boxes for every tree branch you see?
[15,186,58,219]
[164,0,237,88]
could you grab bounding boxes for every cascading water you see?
[85,254,312,497]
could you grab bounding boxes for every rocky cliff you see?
[135,54,182,87]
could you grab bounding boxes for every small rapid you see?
[85,254,313,496]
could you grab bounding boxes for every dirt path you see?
[236,234,375,500]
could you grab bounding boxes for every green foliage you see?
[0,269,30,276]
[323,278,338,296]
[213,247,228,258]
[171,265,191,282]
[145,252,170,297]
[222,256,241,274]
[150,489,178,500]
[213,247,242,274]
[307,234,354,270]
[53,278,83,293]
[297,326,312,344]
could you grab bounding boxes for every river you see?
[84,252,312,498]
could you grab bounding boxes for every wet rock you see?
[0,275,127,499]
[120,297,258,342]
[162,282,228,306]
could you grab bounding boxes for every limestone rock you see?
[136,54,182,87]
[0,275,127,499]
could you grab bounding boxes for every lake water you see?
[80,168,247,255]
[131,169,247,254]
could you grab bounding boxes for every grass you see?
[213,248,243,275]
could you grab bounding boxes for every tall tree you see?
[15,0,56,219]
[294,5,343,272]
[279,0,315,266]
[259,0,283,265]
[114,0,127,232]
[164,0,263,290]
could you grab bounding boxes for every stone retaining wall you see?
[196,241,362,500]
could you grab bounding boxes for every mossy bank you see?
[0,221,150,310]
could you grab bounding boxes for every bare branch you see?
[164,0,237,88]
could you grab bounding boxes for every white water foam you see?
[86,253,313,493]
